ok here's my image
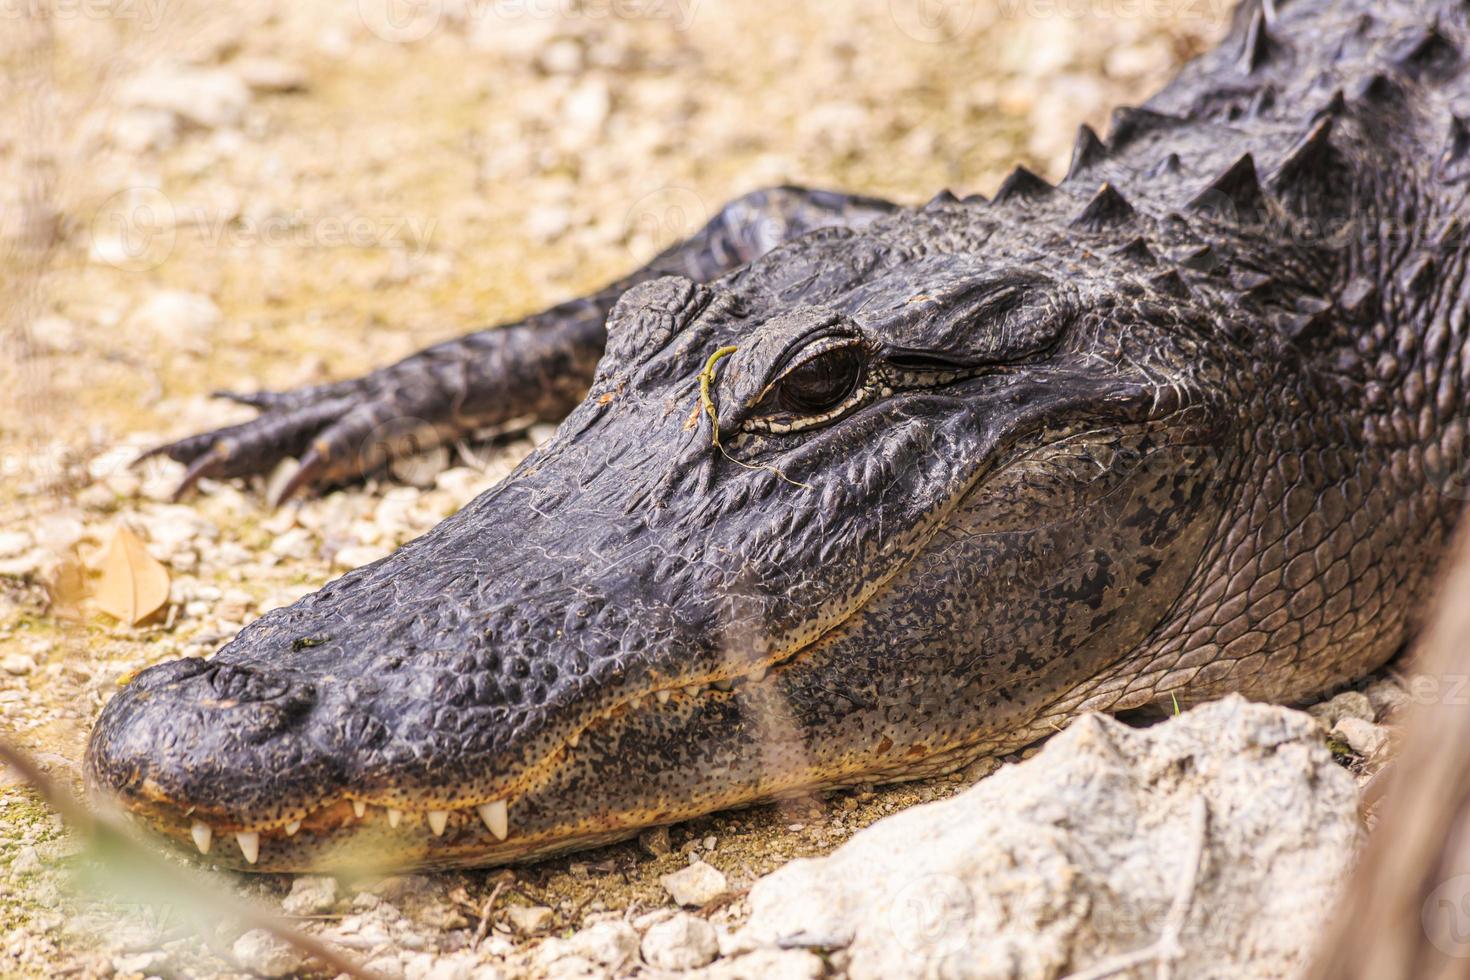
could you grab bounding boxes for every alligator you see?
[86,0,1470,872]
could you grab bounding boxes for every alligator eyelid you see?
[752,333,868,407]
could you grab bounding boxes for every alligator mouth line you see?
[150,649,812,866]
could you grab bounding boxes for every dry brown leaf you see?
[94,526,170,625]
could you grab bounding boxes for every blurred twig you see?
[0,736,383,980]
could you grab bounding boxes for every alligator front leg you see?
[147,185,896,501]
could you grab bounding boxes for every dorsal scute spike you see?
[1072,182,1137,232]
[992,166,1054,204]
[1149,153,1183,178]
[923,189,959,210]
[1178,245,1220,273]
[1240,6,1273,73]
[1113,237,1157,266]
[1280,306,1335,346]
[1354,72,1404,105]
[1269,115,1335,190]
[1394,22,1459,80]
[1339,277,1378,318]
[1066,124,1107,181]
[1107,107,1185,150]
[1186,153,1267,221]
[1148,269,1192,299]
[1320,89,1347,118]
[1400,254,1438,302]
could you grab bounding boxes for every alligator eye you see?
[775,346,864,416]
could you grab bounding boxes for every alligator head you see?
[86,205,1245,871]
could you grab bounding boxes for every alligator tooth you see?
[190,820,213,855]
[567,732,580,748]
[748,663,768,682]
[655,690,671,704]
[352,800,367,819]
[284,821,301,836]
[478,800,509,841]
[713,679,734,692]
[236,832,260,865]
[428,809,449,836]
[387,808,403,828]
[684,686,700,697]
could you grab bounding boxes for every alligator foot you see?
[142,185,896,503]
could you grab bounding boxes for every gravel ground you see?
[0,2,1253,976]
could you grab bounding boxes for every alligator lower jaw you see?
[119,733,1001,873]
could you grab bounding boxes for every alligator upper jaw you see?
[113,667,846,875]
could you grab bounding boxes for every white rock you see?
[660,859,728,907]
[1333,716,1391,758]
[565,919,639,970]
[364,954,408,980]
[405,952,477,980]
[112,950,170,975]
[111,108,179,153]
[560,78,611,143]
[735,697,1359,980]
[694,948,825,980]
[1308,689,1375,727]
[233,57,308,93]
[231,929,304,978]
[28,315,79,354]
[1,653,35,676]
[127,291,221,350]
[335,544,393,570]
[0,531,33,560]
[505,904,553,933]
[641,912,718,970]
[282,875,338,915]
[32,514,84,553]
[11,846,41,874]
[119,66,253,130]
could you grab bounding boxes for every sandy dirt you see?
[0,1,1232,976]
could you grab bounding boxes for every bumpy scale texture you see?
[88,0,1470,871]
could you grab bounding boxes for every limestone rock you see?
[1333,716,1391,759]
[231,929,304,978]
[641,912,718,970]
[282,875,338,916]
[505,904,553,934]
[735,697,1359,980]
[119,66,253,130]
[660,859,728,907]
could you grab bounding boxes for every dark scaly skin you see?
[88,0,1470,872]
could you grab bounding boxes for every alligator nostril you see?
[210,664,292,703]
[127,657,212,692]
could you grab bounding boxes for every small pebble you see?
[660,859,728,907]
[639,825,671,857]
[231,928,305,978]
[505,904,553,934]
[282,875,338,915]
[1333,717,1390,759]
[641,911,718,970]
